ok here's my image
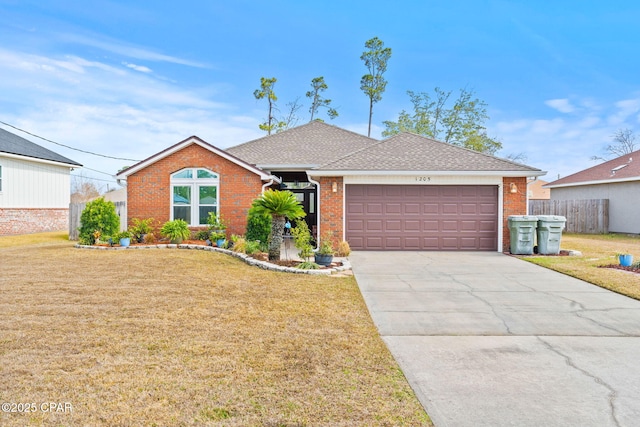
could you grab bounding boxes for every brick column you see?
[318,177,343,240]
[502,177,528,252]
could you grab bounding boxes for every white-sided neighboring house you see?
[0,128,82,235]
[545,150,640,233]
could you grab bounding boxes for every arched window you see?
[170,168,219,225]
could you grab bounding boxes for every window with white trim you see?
[170,168,219,225]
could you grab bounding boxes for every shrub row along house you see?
[116,121,544,251]
[0,128,82,235]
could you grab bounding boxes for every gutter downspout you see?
[262,176,277,193]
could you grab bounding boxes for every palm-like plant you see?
[250,189,306,261]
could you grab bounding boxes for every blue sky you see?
[1,0,640,190]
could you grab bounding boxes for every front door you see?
[277,172,318,238]
[291,188,317,238]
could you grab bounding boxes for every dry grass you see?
[523,233,640,300]
[0,234,431,426]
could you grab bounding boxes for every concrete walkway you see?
[350,251,640,427]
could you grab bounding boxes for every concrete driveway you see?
[350,251,640,427]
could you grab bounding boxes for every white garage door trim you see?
[345,183,501,251]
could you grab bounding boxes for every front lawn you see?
[523,233,640,300]
[0,233,431,426]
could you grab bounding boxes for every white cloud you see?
[58,32,209,68]
[607,99,640,125]
[544,98,575,113]
[123,62,152,73]
[0,46,255,188]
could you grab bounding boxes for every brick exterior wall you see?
[318,177,344,240]
[127,144,264,237]
[502,176,528,252]
[0,208,68,236]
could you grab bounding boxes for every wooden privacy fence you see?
[69,201,127,240]
[528,199,609,234]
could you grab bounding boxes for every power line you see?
[0,120,142,162]
[82,166,119,177]
[71,173,118,184]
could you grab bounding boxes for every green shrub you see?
[160,219,191,243]
[245,240,261,255]
[290,220,314,260]
[129,217,154,242]
[78,197,120,244]
[246,205,271,244]
[296,261,320,270]
[195,230,211,240]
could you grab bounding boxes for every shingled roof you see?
[546,150,640,188]
[0,128,82,167]
[225,121,378,168]
[227,122,543,176]
[314,132,543,174]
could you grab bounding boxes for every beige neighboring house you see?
[102,188,127,231]
[527,179,550,199]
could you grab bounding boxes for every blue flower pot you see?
[119,237,131,247]
[619,254,633,267]
[216,238,226,247]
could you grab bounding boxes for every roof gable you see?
[116,135,276,181]
[0,127,82,167]
[546,150,640,188]
[314,132,544,175]
[225,121,378,168]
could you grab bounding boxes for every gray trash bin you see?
[536,215,566,255]
[508,215,538,255]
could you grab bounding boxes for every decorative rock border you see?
[75,243,352,276]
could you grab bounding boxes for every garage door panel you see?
[479,203,498,214]
[461,220,479,231]
[384,237,402,249]
[404,237,421,249]
[385,203,402,214]
[385,220,402,231]
[442,220,459,231]
[423,203,439,214]
[346,185,498,251]
[347,220,364,231]
[365,220,383,232]
[347,202,364,214]
[479,220,497,231]
[461,204,478,214]
[405,203,421,214]
[367,203,383,214]
[442,204,459,214]
[423,220,439,231]
[405,220,421,231]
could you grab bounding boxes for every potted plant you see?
[160,219,191,244]
[115,230,132,247]
[211,231,227,247]
[129,218,154,243]
[315,232,335,266]
[617,252,634,267]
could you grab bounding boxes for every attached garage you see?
[346,184,498,251]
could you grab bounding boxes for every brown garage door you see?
[346,185,498,251]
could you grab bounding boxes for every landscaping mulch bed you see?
[599,264,640,274]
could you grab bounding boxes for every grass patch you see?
[0,231,68,248]
[0,234,431,426]
[522,233,640,300]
